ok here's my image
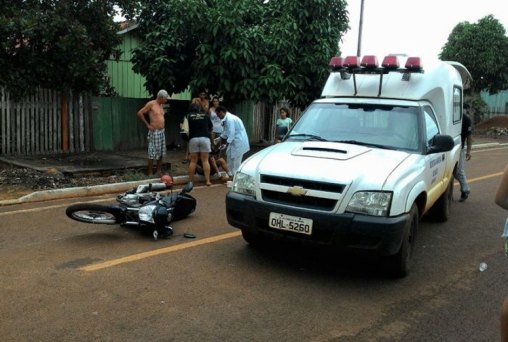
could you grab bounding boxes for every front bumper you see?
[226,192,409,256]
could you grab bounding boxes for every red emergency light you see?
[343,56,360,68]
[381,55,400,70]
[405,57,422,71]
[329,56,344,69]
[360,55,379,69]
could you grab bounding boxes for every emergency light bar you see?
[329,55,423,74]
[328,55,424,96]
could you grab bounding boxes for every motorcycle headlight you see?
[232,172,256,197]
[139,204,156,223]
[346,191,392,217]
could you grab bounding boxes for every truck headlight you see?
[232,172,256,197]
[346,191,392,216]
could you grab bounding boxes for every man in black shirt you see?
[454,111,472,202]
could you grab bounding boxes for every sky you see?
[340,0,508,63]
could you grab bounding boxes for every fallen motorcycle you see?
[65,179,196,240]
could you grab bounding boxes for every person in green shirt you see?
[275,107,293,143]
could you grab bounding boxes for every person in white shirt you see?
[215,106,250,176]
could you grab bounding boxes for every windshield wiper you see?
[334,140,390,150]
[288,134,328,142]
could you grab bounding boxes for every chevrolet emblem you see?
[287,186,307,197]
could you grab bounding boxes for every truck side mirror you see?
[427,134,455,154]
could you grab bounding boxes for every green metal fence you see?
[91,97,191,151]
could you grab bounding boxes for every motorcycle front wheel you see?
[66,204,124,225]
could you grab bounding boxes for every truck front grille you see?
[260,175,344,211]
[261,190,337,210]
[261,175,345,193]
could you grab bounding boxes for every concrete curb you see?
[472,142,508,149]
[0,175,191,207]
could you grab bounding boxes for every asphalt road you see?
[1,146,508,341]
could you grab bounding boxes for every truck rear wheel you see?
[386,204,418,278]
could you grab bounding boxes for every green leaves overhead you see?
[0,0,122,99]
[131,0,348,107]
[440,15,508,94]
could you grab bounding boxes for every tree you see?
[0,0,123,99]
[440,15,508,95]
[130,0,348,108]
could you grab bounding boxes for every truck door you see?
[423,106,447,207]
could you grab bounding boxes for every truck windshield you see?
[288,103,420,151]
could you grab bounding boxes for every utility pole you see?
[357,0,365,57]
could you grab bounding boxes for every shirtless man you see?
[137,89,169,176]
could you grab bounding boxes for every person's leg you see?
[155,158,163,175]
[229,155,243,176]
[147,131,155,176]
[454,148,471,200]
[209,156,220,176]
[188,153,199,183]
[154,130,166,175]
[187,138,199,183]
[200,152,212,186]
[217,158,230,174]
[226,149,233,176]
[147,159,153,176]
[216,157,230,181]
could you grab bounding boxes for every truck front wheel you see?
[386,204,418,278]
[427,177,453,222]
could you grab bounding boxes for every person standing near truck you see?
[137,89,169,176]
[454,109,473,202]
[215,106,250,176]
[187,103,213,186]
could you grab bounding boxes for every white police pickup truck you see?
[226,55,472,277]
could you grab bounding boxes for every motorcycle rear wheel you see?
[66,204,123,225]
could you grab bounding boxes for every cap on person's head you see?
[157,89,169,99]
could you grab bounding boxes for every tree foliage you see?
[130,0,348,108]
[0,0,122,99]
[440,15,508,94]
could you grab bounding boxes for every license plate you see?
[268,212,313,235]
